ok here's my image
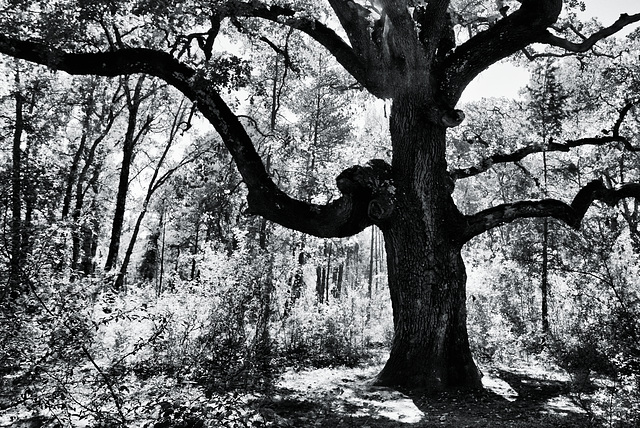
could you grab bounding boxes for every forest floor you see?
[0,352,602,427]
[255,352,595,428]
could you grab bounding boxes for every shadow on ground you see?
[255,364,595,427]
[411,368,591,427]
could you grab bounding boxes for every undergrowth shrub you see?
[278,285,390,368]
[95,240,276,395]
[2,224,397,426]
[545,241,640,427]
[0,273,127,427]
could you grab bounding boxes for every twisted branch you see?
[461,180,640,242]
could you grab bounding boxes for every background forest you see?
[1,4,640,427]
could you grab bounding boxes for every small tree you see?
[526,60,568,334]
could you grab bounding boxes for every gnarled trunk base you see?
[375,227,481,391]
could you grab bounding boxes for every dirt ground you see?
[255,357,594,427]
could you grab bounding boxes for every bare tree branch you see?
[0,35,389,238]
[520,45,617,60]
[540,13,640,53]
[449,135,638,180]
[451,98,640,180]
[461,180,640,241]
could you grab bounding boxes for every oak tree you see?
[2,0,640,391]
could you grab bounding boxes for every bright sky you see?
[460,0,640,103]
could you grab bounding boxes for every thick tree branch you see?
[540,13,640,53]
[220,0,375,94]
[612,99,640,138]
[443,6,639,105]
[442,0,562,104]
[415,0,451,62]
[461,180,640,242]
[326,0,378,65]
[0,36,389,237]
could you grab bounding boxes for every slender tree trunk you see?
[114,102,185,289]
[105,76,148,273]
[22,170,34,258]
[541,218,550,333]
[62,133,86,221]
[80,218,98,275]
[158,213,165,295]
[368,226,374,299]
[114,200,148,289]
[190,216,200,281]
[541,151,550,334]
[64,133,86,274]
[336,264,343,298]
[269,55,279,132]
[253,152,274,386]
[20,90,39,262]
[9,88,24,294]
[316,266,324,303]
[104,124,135,273]
[325,240,331,303]
[375,93,481,391]
[75,164,102,274]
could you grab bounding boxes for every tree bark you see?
[114,101,186,289]
[374,92,482,391]
[368,226,374,299]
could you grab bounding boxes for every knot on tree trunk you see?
[441,109,465,127]
[336,159,395,222]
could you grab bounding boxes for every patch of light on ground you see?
[277,364,424,424]
[337,385,424,423]
[482,375,519,401]
[544,396,585,415]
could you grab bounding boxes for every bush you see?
[278,286,387,368]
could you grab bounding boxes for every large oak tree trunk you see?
[378,227,481,390]
[375,93,482,391]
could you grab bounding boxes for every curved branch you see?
[443,5,640,106]
[442,0,562,104]
[0,35,387,238]
[613,99,640,138]
[451,98,640,180]
[540,13,640,53]
[461,180,640,242]
[450,134,640,180]
[327,0,378,64]
[220,0,375,94]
